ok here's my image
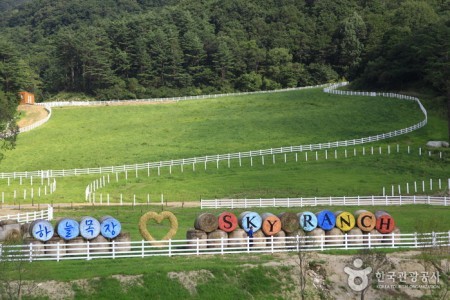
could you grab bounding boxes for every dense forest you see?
[0,0,448,100]
[0,0,449,138]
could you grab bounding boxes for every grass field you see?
[1,87,449,299]
[1,87,448,205]
[0,88,428,172]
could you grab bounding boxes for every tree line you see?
[0,0,449,143]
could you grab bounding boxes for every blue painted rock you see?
[30,219,54,242]
[316,210,336,231]
[79,216,101,240]
[238,211,262,232]
[100,216,121,239]
[298,212,318,232]
[57,218,80,241]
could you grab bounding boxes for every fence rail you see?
[37,83,330,108]
[1,231,448,262]
[0,205,53,223]
[0,83,428,179]
[19,106,52,133]
[84,145,448,202]
[201,195,450,209]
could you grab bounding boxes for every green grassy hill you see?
[1,88,448,205]
[0,88,426,171]
[1,87,449,300]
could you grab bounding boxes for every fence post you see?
[345,234,348,250]
[29,243,33,262]
[197,238,199,255]
[112,240,115,259]
[320,235,324,251]
[169,239,172,257]
[48,205,54,220]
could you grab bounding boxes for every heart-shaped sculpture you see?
[139,211,178,246]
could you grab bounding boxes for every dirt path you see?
[17,105,49,128]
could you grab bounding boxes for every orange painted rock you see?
[375,211,395,234]
[261,213,282,236]
[355,210,376,232]
[218,212,238,233]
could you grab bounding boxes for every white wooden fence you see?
[0,83,428,180]
[37,83,330,108]
[0,205,53,223]
[201,195,450,209]
[18,106,52,133]
[1,178,57,204]
[1,231,448,262]
[84,144,448,202]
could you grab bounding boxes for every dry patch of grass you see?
[17,105,48,128]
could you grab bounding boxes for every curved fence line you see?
[1,231,449,262]
[37,83,330,108]
[19,105,52,133]
[84,145,447,202]
[7,83,329,138]
[0,84,428,179]
[0,205,53,223]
